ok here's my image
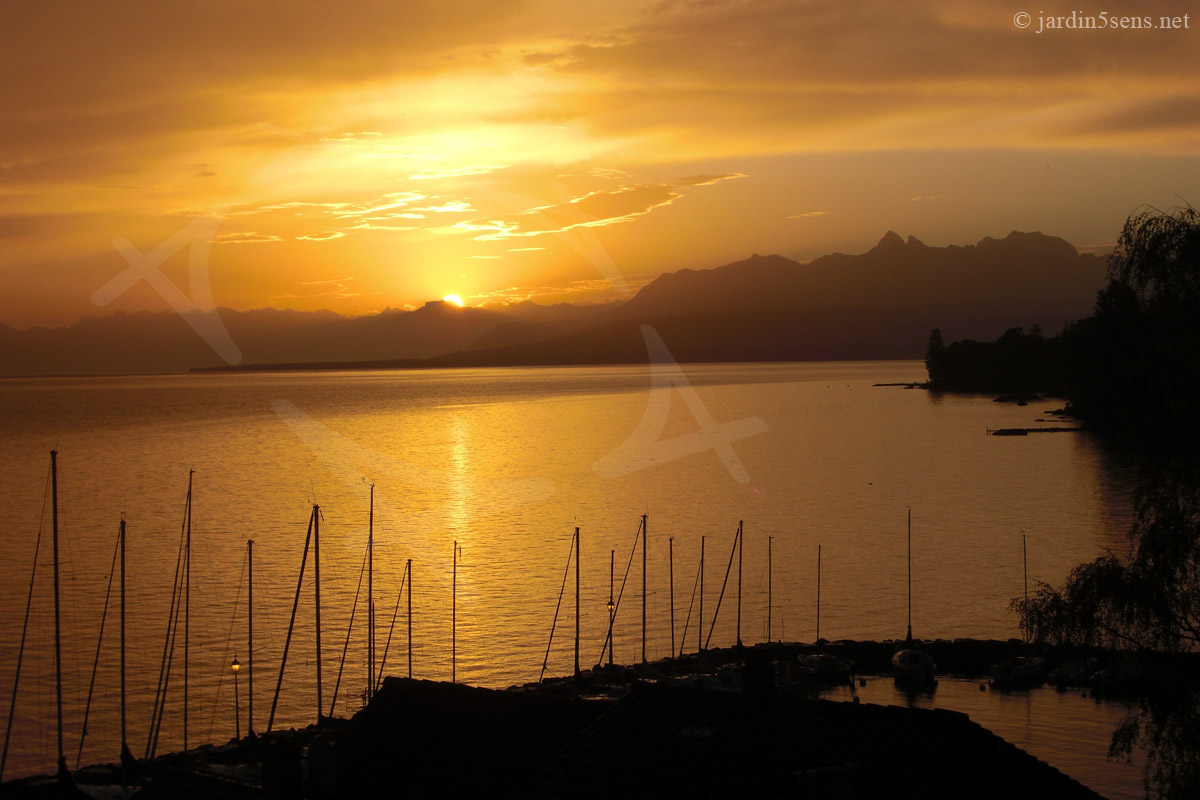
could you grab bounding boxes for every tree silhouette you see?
[1014,467,1200,799]
[1061,206,1200,452]
[1110,206,1200,307]
[1008,206,1200,799]
[924,327,944,374]
[1013,469,1200,652]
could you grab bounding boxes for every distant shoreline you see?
[0,356,929,381]
[188,354,926,375]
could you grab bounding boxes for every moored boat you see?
[796,653,853,685]
[892,510,936,687]
[892,637,937,686]
[988,654,1045,686]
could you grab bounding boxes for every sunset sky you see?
[2,0,1198,327]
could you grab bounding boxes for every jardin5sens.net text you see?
[1012,10,1190,33]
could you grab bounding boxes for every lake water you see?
[0,361,1141,791]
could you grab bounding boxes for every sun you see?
[443,294,464,307]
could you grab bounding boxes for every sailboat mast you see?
[698,536,705,653]
[314,504,323,719]
[120,517,127,755]
[1022,532,1029,641]
[406,559,413,679]
[247,538,254,735]
[607,547,614,668]
[906,508,912,641]
[1,491,44,782]
[736,520,743,647]
[668,537,675,661]
[641,514,647,664]
[368,485,375,700]
[146,489,189,757]
[268,510,314,732]
[183,470,192,751]
[452,541,458,684]
[51,451,66,776]
[816,545,822,641]
[767,536,772,643]
[573,528,580,677]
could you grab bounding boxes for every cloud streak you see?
[212,232,283,244]
[470,275,657,306]
[454,174,742,241]
[295,231,346,241]
[269,276,359,300]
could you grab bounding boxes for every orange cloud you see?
[675,173,746,187]
[295,231,346,241]
[212,232,283,244]
[455,182,699,241]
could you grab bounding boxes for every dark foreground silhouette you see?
[4,671,1108,800]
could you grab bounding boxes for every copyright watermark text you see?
[1013,10,1189,33]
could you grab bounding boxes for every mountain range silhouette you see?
[0,231,1106,376]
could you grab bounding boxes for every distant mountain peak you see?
[874,231,906,250]
[974,230,1079,259]
[732,253,792,267]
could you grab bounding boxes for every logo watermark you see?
[1013,10,1190,33]
[93,124,328,365]
[93,213,243,364]
[592,326,767,484]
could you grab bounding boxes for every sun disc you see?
[443,294,464,307]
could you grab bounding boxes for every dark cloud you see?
[0,1,543,194]
[1065,95,1200,135]
[0,213,95,240]
[0,2,533,113]
[531,0,1199,85]
[516,0,1200,149]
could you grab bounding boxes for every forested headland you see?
[925,206,1200,455]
